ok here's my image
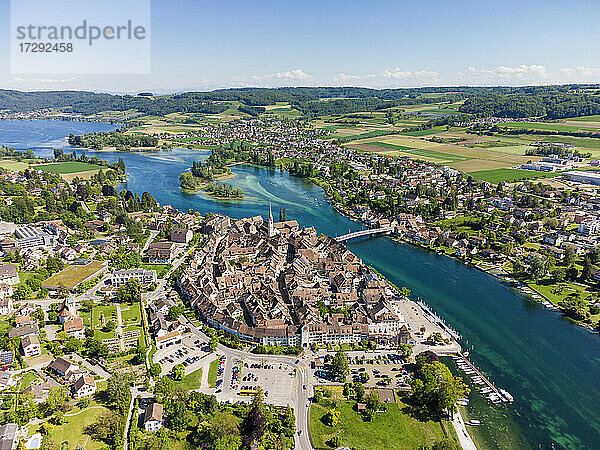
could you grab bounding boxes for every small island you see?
[180,159,243,198]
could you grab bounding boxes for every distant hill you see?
[2,84,600,119]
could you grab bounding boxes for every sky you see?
[0,0,599,93]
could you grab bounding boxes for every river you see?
[2,119,600,449]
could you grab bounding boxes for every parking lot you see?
[214,354,299,407]
[348,354,410,387]
[154,334,211,373]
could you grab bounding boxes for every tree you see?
[150,363,162,377]
[167,305,184,321]
[330,436,342,448]
[398,343,413,360]
[410,361,469,417]
[51,410,65,425]
[209,411,241,443]
[582,255,592,281]
[331,350,349,381]
[324,408,339,427]
[170,364,185,381]
[167,401,189,431]
[44,386,69,414]
[154,376,175,403]
[116,278,141,304]
[564,246,576,266]
[353,381,365,401]
[241,404,266,446]
[106,373,131,412]
[529,255,549,281]
[365,390,382,413]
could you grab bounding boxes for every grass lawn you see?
[17,371,39,390]
[49,406,108,450]
[120,303,141,326]
[310,395,447,449]
[140,263,171,278]
[32,161,105,174]
[42,261,106,289]
[92,303,117,329]
[208,358,220,388]
[469,168,560,183]
[178,368,202,391]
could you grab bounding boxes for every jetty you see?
[453,353,513,404]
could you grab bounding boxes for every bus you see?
[239,389,258,396]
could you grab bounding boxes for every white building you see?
[72,375,96,399]
[110,268,157,287]
[578,220,600,236]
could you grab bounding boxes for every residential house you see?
[147,242,174,263]
[72,375,96,399]
[21,335,41,358]
[0,264,19,285]
[144,403,163,432]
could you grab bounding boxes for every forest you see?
[67,131,159,150]
[460,91,600,119]
[5,85,600,118]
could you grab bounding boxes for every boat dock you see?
[453,353,513,404]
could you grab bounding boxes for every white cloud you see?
[558,66,600,81]
[382,68,440,80]
[457,65,548,84]
[335,72,377,82]
[253,69,314,81]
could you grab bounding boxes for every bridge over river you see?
[335,225,395,242]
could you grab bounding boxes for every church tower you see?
[267,201,275,237]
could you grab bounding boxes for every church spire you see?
[267,201,275,237]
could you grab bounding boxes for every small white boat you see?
[467,419,481,426]
[500,389,514,403]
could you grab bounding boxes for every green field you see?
[309,396,448,449]
[470,168,560,183]
[42,261,106,289]
[178,368,203,391]
[521,134,600,149]
[49,406,108,450]
[141,263,171,278]
[402,127,446,136]
[32,161,106,174]
[120,303,141,326]
[502,122,597,133]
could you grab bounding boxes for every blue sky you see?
[0,0,599,93]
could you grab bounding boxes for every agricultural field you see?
[468,168,561,183]
[32,162,112,182]
[42,261,106,290]
[501,121,599,133]
[0,160,29,171]
[32,161,105,174]
[347,132,533,173]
